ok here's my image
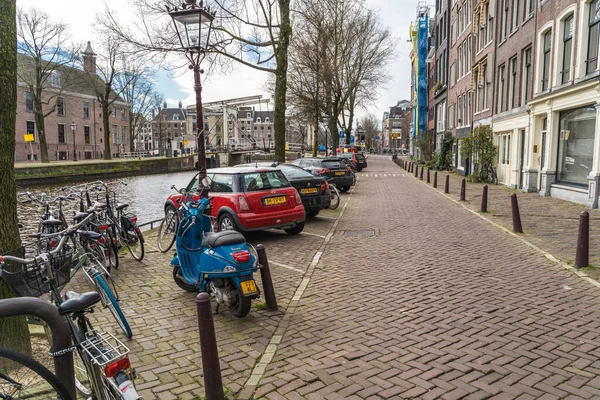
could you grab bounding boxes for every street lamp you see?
[169,0,215,198]
[322,113,330,156]
[70,122,77,161]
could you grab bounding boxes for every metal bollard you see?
[0,297,75,399]
[196,293,225,400]
[414,164,418,177]
[460,178,466,201]
[575,211,590,268]
[444,175,449,193]
[420,166,424,180]
[433,171,438,188]
[481,185,488,213]
[256,244,278,310]
[511,193,523,233]
[427,168,431,183]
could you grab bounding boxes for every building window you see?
[502,135,511,164]
[521,47,532,105]
[450,63,456,87]
[256,117,261,123]
[498,64,506,113]
[542,30,552,91]
[487,7,493,43]
[84,126,90,144]
[25,91,33,112]
[483,64,489,110]
[111,108,116,118]
[112,124,118,144]
[501,0,509,39]
[512,0,520,31]
[540,117,548,170]
[562,15,574,83]
[26,121,35,142]
[449,104,455,129]
[557,106,597,186]
[458,96,463,127]
[58,124,65,143]
[246,112,251,119]
[57,97,64,116]
[467,92,471,125]
[587,0,600,74]
[122,126,127,145]
[525,0,534,18]
[50,71,61,88]
[121,108,126,120]
[509,57,517,108]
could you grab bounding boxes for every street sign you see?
[24,134,34,142]
[183,139,189,146]
[392,133,399,139]
[375,136,381,141]
[339,130,345,139]
[350,135,355,144]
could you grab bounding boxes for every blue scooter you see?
[170,185,261,318]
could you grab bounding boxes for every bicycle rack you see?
[0,297,76,399]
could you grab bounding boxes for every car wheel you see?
[340,186,350,192]
[306,210,319,218]
[218,213,238,232]
[284,222,304,235]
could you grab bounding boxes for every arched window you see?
[256,117,261,123]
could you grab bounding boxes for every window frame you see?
[25,91,33,112]
[587,0,600,74]
[521,47,532,105]
[542,30,552,91]
[562,14,574,83]
[58,124,65,143]
[509,57,518,109]
[56,97,65,116]
[26,120,36,142]
[84,126,91,144]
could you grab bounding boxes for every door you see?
[519,130,526,189]
[498,134,511,184]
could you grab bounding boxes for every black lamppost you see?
[322,113,330,156]
[70,122,78,161]
[169,0,215,198]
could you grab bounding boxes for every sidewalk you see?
[398,158,600,282]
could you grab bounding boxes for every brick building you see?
[382,101,411,150]
[15,46,130,162]
[151,102,186,155]
[447,0,474,173]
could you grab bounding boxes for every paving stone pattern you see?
[258,156,600,399]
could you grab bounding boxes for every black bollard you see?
[575,211,590,268]
[481,185,488,213]
[196,293,225,400]
[433,171,438,188]
[511,193,523,233]
[460,178,466,201]
[414,164,418,177]
[444,175,449,193]
[427,169,431,183]
[256,244,278,311]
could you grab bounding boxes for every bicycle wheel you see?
[124,225,144,261]
[0,346,73,400]
[157,208,178,253]
[94,275,133,338]
[106,230,120,270]
[329,188,340,210]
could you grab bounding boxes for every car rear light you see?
[104,357,131,378]
[239,196,250,211]
[317,168,331,175]
[231,250,251,263]
[295,194,302,205]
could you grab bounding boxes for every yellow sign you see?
[24,134,34,142]
[285,142,289,150]
[183,139,189,146]
[392,133,399,139]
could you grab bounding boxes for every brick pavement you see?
[254,155,600,399]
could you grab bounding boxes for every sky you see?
[17,0,417,128]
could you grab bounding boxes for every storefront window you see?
[557,106,597,186]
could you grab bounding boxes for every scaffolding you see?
[410,2,430,141]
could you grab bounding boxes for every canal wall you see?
[15,155,197,186]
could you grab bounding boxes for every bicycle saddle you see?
[201,231,246,248]
[115,203,129,211]
[42,218,63,226]
[58,291,101,315]
[73,211,89,221]
[76,230,102,240]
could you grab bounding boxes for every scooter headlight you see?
[224,265,236,272]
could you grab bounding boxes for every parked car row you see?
[164,155,367,236]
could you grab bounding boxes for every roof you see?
[16,52,125,103]
[153,107,186,122]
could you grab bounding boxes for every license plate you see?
[263,196,286,205]
[240,279,257,295]
[335,171,345,176]
[301,187,318,194]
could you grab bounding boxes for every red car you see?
[165,167,306,235]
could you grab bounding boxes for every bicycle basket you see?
[0,245,76,297]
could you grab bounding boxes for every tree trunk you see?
[273,0,291,163]
[0,0,31,354]
[102,102,111,160]
[129,124,135,152]
[34,103,49,163]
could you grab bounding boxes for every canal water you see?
[17,170,198,234]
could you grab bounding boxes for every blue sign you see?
[375,136,381,141]
[339,130,345,139]
[350,135,355,144]
[318,145,325,151]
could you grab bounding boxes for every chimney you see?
[163,101,167,109]
[82,41,97,75]
[178,101,182,109]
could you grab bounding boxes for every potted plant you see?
[469,173,480,183]
[433,81,442,92]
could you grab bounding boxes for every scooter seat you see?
[202,231,246,248]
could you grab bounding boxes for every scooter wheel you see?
[172,266,198,292]
[229,288,251,318]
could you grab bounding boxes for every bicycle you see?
[157,186,181,253]
[328,182,340,210]
[0,345,73,399]
[481,164,498,185]
[0,227,139,399]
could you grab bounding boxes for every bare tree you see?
[359,114,379,149]
[0,0,30,353]
[113,62,163,152]
[97,0,292,162]
[81,38,135,160]
[17,7,80,163]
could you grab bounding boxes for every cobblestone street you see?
[69,155,600,399]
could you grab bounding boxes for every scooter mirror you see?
[200,177,210,188]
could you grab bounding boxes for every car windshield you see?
[278,164,314,178]
[242,171,291,191]
[322,161,342,169]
